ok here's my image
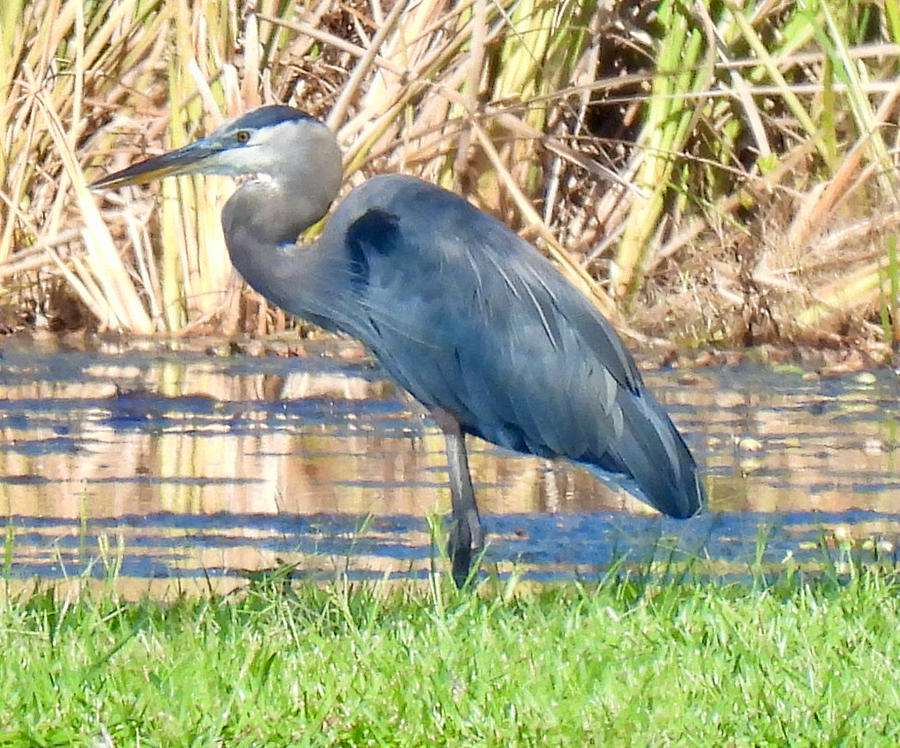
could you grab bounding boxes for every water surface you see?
[1,340,898,593]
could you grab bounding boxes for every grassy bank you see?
[3,561,899,746]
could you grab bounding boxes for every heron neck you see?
[223,178,327,247]
[220,180,334,322]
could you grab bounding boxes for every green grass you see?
[2,560,899,747]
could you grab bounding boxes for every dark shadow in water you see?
[4,509,899,583]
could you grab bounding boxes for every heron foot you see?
[447,523,472,588]
[447,515,484,588]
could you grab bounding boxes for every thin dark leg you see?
[434,412,483,587]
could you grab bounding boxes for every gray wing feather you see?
[321,174,702,518]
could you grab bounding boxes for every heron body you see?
[93,105,705,585]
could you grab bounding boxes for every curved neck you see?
[217,116,344,329]
[223,178,326,249]
[221,180,333,324]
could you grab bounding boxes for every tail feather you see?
[587,391,704,519]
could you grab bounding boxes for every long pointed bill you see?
[90,137,223,190]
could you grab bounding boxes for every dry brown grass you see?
[1,0,899,355]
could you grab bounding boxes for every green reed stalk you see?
[615,0,708,303]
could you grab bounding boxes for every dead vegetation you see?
[1,0,899,359]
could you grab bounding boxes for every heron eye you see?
[235,130,251,143]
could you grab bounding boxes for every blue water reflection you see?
[1,341,898,587]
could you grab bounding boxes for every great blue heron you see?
[92,105,705,586]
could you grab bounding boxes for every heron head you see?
[91,105,342,193]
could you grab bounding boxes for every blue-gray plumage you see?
[92,105,705,586]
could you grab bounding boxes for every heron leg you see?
[434,411,483,587]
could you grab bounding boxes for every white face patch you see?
[198,114,337,193]
[245,119,300,148]
[220,119,317,175]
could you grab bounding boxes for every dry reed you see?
[0,0,897,353]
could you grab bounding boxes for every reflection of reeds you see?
[1,1,899,347]
[2,352,900,597]
[1,355,898,530]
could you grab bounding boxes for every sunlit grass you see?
[2,553,899,745]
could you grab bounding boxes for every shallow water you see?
[1,340,898,593]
